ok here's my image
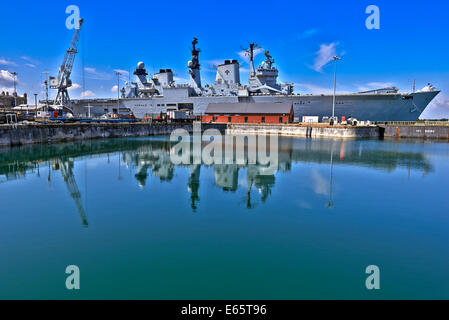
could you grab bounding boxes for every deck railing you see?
[378,121,449,126]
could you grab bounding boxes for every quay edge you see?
[227,123,381,138]
[0,122,226,147]
[1,122,449,147]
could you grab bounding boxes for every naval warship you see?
[72,38,440,122]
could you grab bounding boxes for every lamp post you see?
[115,72,121,115]
[44,80,49,112]
[34,93,38,113]
[11,72,17,107]
[41,71,50,112]
[331,56,341,121]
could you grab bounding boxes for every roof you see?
[205,102,292,115]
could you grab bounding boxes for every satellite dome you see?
[137,62,145,69]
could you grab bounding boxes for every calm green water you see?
[0,136,448,299]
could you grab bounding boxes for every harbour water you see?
[0,136,448,299]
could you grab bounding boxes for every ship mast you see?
[188,37,202,92]
[247,42,259,78]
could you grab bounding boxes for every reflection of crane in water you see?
[57,159,88,227]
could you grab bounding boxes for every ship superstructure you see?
[71,38,440,122]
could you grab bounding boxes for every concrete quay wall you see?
[0,122,226,147]
[227,124,380,138]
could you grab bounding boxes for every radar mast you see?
[188,37,202,92]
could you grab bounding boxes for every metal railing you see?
[6,114,17,127]
[378,121,449,127]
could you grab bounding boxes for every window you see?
[261,116,265,123]
[228,116,232,122]
[244,116,248,123]
[279,117,283,123]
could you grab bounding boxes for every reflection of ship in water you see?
[214,165,239,191]
[213,164,276,208]
[0,136,434,213]
[124,144,174,187]
[246,165,276,209]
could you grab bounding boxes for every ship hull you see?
[72,90,439,122]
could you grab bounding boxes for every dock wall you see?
[380,125,449,140]
[1,122,448,147]
[227,124,380,138]
[0,122,226,147]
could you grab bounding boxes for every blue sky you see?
[1,0,448,118]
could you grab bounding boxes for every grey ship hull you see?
[75,90,438,122]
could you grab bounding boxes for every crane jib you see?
[51,18,83,108]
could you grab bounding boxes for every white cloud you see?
[298,28,318,40]
[113,69,130,81]
[237,47,264,64]
[294,83,342,95]
[420,92,449,119]
[0,58,17,66]
[174,77,189,83]
[203,68,218,73]
[311,42,338,73]
[21,56,40,67]
[68,83,82,91]
[0,70,16,87]
[357,82,395,92]
[204,59,225,68]
[113,69,129,76]
[111,85,118,92]
[1,87,15,94]
[80,90,96,97]
[21,56,36,63]
[367,82,394,88]
[311,169,328,196]
[84,67,112,80]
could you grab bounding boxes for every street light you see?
[10,72,17,107]
[34,93,38,113]
[41,71,50,112]
[331,56,341,123]
[115,72,121,115]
